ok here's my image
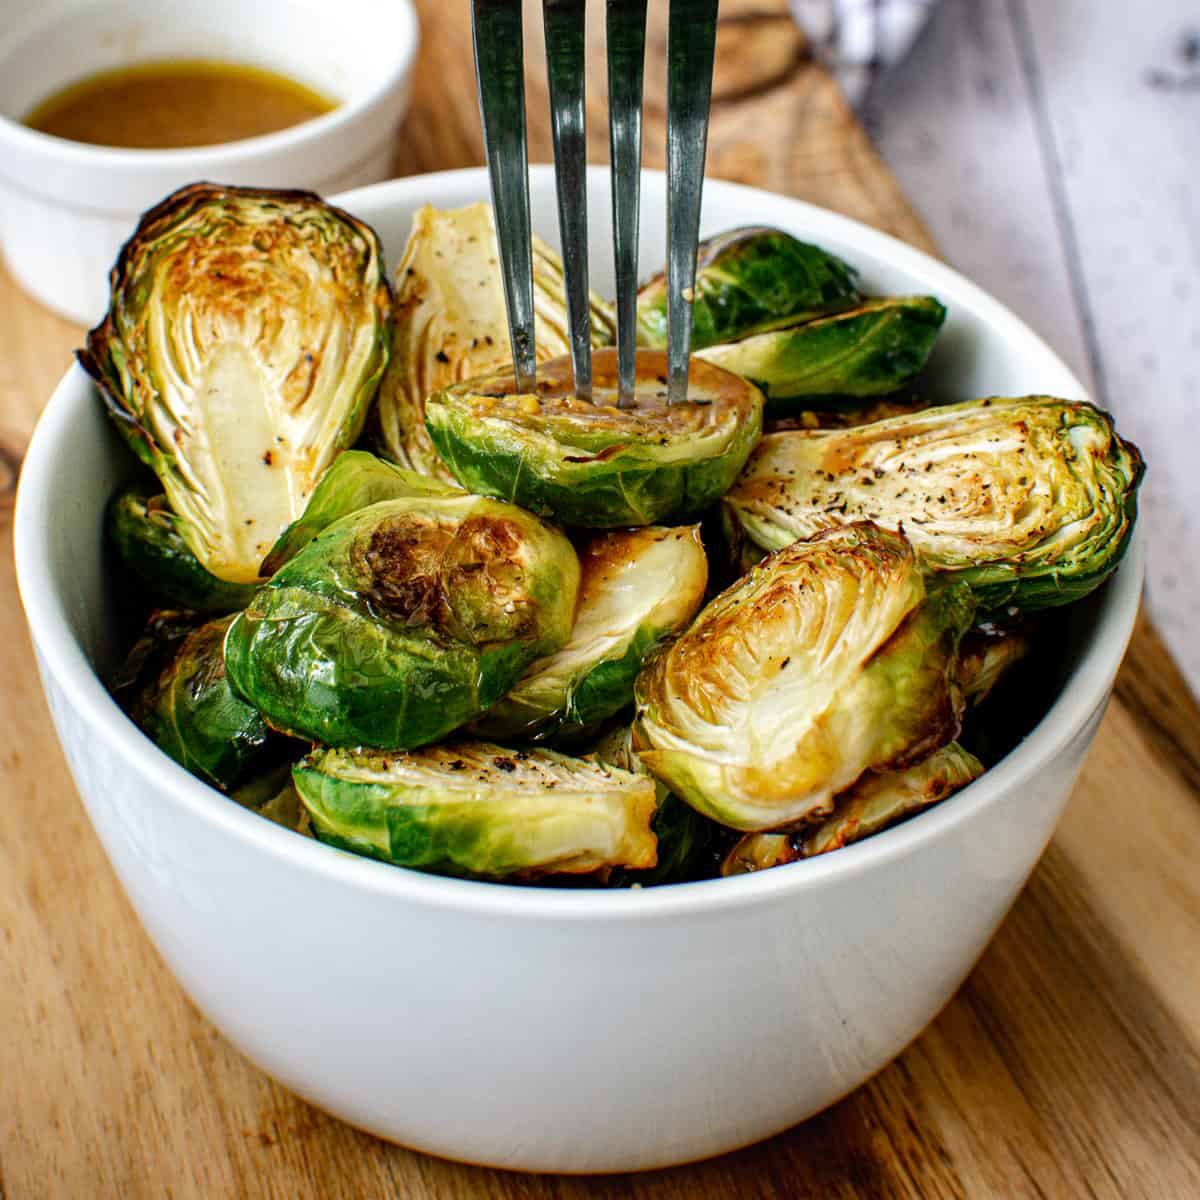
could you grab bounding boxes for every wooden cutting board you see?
[3,2,1199,1194]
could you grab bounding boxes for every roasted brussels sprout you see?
[107,480,259,612]
[636,227,860,351]
[79,183,391,584]
[697,297,946,412]
[474,526,709,741]
[293,743,657,879]
[725,397,1144,610]
[261,450,455,574]
[225,494,580,749]
[232,763,313,835]
[374,202,615,480]
[635,523,975,831]
[957,622,1034,707]
[425,348,764,528]
[118,613,278,791]
[722,741,984,873]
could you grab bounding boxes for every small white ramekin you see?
[0,0,418,323]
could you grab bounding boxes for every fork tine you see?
[544,0,592,401]
[665,0,719,405]
[472,0,537,391]
[606,0,647,408]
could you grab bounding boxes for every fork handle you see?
[472,0,537,391]
[666,0,719,405]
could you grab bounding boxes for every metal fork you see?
[471,0,720,406]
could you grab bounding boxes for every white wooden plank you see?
[863,0,1199,693]
[1012,0,1200,691]
[862,0,1092,387]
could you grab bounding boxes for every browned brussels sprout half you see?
[635,523,975,831]
[725,396,1144,611]
[636,227,860,350]
[374,202,614,481]
[474,526,709,742]
[225,494,580,749]
[79,183,391,584]
[722,742,984,874]
[293,743,657,879]
[425,348,763,528]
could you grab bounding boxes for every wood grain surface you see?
[3,1,1199,1195]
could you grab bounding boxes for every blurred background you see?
[841,1,1198,692]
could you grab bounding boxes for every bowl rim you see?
[13,165,1144,922]
[0,0,418,170]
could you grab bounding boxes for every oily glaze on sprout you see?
[79,182,392,584]
[107,480,260,612]
[636,227,860,350]
[225,495,580,749]
[425,348,764,527]
[635,522,975,831]
[374,202,614,481]
[725,396,1144,610]
[261,449,456,574]
[116,612,280,792]
[698,296,946,411]
[293,742,657,879]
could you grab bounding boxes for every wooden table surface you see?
[3,2,1200,1195]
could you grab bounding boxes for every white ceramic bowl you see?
[14,167,1143,1173]
[0,0,418,323]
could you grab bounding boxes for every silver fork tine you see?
[606,0,647,408]
[472,0,537,391]
[544,0,592,402]
[665,0,719,405]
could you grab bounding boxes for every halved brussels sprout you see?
[425,348,764,528]
[293,743,657,879]
[261,450,456,574]
[635,523,975,831]
[79,183,391,584]
[232,763,313,835]
[225,494,580,749]
[474,525,709,741]
[725,397,1144,610]
[107,480,259,612]
[957,622,1034,707]
[118,613,278,792]
[697,296,946,412]
[374,202,615,480]
[636,227,860,351]
[722,742,983,873]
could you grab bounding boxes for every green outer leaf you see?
[225,495,580,749]
[293,743,658,879]
[696,296,946,411]
[473,526,709,741]
[725,395,1145,611]
[636,227,860,351]
[126,614,276,792]
[635,523,975,832]
[78,182,392,584]
[261,450,456,575]
[425,349,764,528]
[107,481,259,612]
